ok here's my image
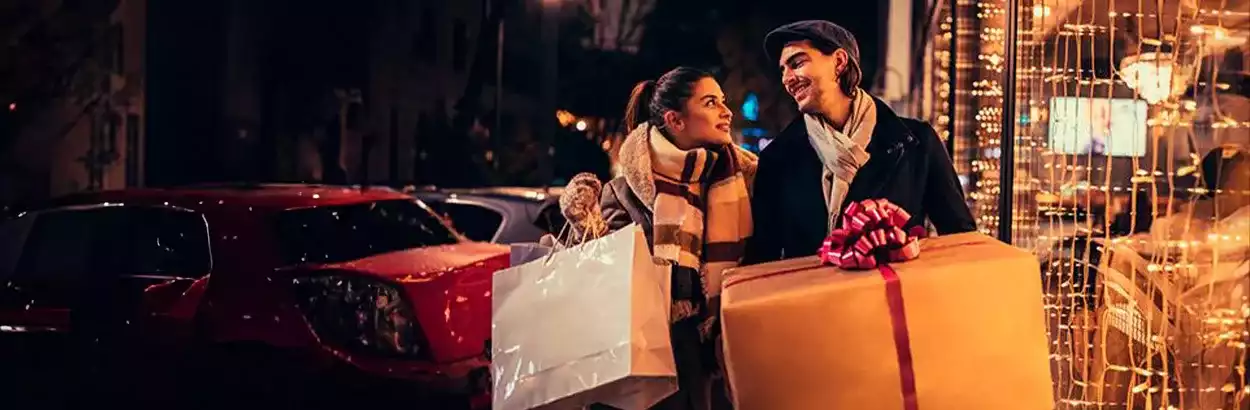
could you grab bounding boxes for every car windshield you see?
[274,199,460,265]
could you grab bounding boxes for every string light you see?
[931,5,955,146]
[939,0,1248,408]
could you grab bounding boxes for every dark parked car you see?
[413,187,566,244]
[1,184,501,409]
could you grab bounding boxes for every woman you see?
[571,67,756,410]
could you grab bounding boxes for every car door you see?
[0,205,212,350]
[0,204,212,403]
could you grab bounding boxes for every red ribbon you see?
[881,264,919,410]
[819,198,924,409]
[819,198,927,270]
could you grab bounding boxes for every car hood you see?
[311,242,509,281]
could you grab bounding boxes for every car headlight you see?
[291,274,425,358]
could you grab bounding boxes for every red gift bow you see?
[819,198,927,270]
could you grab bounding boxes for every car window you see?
[534,200,567,236]
[275,199,460,265]
[418,198,446,213]
[14,206,212,281]
[440,202,503,242]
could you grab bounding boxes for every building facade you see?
[141,0,558,190]
[0,0,146,204]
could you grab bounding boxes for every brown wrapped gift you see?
[720,232,1054,409]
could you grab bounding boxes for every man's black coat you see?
[743,97,977,264]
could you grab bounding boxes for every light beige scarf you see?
[804,89,877,232]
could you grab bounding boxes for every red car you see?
[0,184,503,409]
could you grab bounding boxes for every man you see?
[744,20,976,264]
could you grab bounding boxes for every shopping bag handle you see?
[542,222,590,265]
[546,224,573,265]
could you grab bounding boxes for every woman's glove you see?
[558,173,607,245]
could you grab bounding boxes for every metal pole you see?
[945,0,958,157]
[495,19,505,172]
[997,0,1018,243]
[538,1,559,186]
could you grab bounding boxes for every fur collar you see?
[617,124,759,211]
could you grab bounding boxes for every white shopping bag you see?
[492,224,677,410]
[510,243,554,267]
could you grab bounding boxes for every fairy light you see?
[931,2,955,145]
[947,0,979,180]
[940,0,1249,408]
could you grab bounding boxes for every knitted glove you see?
[558,173,607,245]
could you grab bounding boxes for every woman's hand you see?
[559,173,608,244]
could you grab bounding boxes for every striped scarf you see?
[644,125,754,338]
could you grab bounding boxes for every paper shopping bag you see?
[509,243,554,267]
[492,224,677,410]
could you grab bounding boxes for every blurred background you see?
[0,0,924,208]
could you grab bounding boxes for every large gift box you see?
[492,224,678,410]
[721,232,1054,409]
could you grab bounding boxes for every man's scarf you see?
[804,88,877,233]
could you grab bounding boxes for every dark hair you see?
[806,39,862,96]
[624,66,715,130]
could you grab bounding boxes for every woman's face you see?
[663,77,734,149]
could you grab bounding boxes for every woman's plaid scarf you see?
[643,125,754,338]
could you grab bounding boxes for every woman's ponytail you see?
[624,80,657,131]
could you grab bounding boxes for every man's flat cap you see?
[764,20,860,66]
